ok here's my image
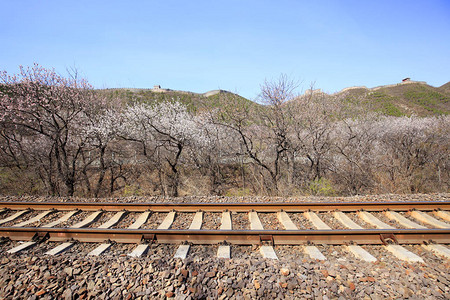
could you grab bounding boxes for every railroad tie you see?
[304,246,326,260]
[260,245,278,259]
[434,210,450,222]
[0,210,30,225]
[8,210,70,255]
[98,211,127,229]
[218,212,232,258]
[422,244,450,259]
[301,212,329,260]
[384,211,426,229]
[304,212,331,230]
[128,244,149,258]
[333,211,363,229]
[384,245,424,263]
[277,211,298,230]
[217,245,231,259]
[13,210,54,227]
[71,211,103,228]
[88,243,112,256]
[45,242,74,256]
[346,245,377,262]
[41,210,79,228]
[174,245,190,259]
[128,211,151,229]
[172,211,205,258]
[7,241,37,254]
[89,211,129,256]
[188,211,203,230]
[158,211,175,230]
[220,211,232,230]
[357,211,396,229]
[334,211,377,261]
[248,212,279,259]
[248,211,264,230]
[358,212,426,262]
[409,211,450,228]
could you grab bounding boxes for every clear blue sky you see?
[1,0,449,99]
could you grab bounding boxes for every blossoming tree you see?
[0,64,104,195]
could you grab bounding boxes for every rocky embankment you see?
[0,243,448,299]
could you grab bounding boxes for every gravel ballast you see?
[0,193,449,299]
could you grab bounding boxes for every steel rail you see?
[0,227,448,245]
[0,201,449,212]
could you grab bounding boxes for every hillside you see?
[97,80,450,117]
[97,87,260,113]
[335,81,450,116]
[438,81,450,94]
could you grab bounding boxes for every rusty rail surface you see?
[0,227,448,245]
[0,201,449,212]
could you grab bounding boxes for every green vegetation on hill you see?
[98,81,450,117]
[98,88,261,113]
[338,82,449,117]
[439,82,450,93]
[403,86,448,115]
[375,83,448,116]
[98,89,203,110]
[366,91,404,116]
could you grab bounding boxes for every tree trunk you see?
[93,147,107,198]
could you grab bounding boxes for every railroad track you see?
[0,201,449,262]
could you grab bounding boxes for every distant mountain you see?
[98,80,449,117]
[331,80,449,116]
[97,87,259,113]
